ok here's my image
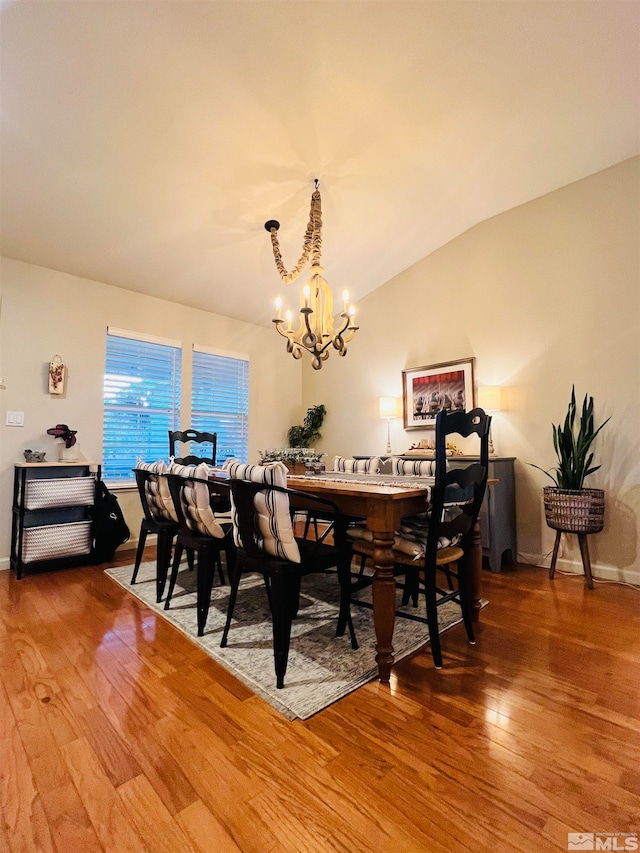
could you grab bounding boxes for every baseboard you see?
[518,551,640,586]
[0,539,143,573]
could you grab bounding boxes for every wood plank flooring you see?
[1,554,639,852]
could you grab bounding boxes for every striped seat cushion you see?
[135,459,176,522]
[226,461,300,563]
[168,461,226,538]
[348,507,464,561]
[391,458,436,477]
[333,456,382,474]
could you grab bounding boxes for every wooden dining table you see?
[286,472,484,684]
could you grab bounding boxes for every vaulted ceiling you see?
[1,1,638,327]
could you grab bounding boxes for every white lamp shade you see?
[379,396,402,419]
[478,385,503,412]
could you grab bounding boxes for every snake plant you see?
[531,387,610,490]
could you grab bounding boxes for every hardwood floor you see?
[1,553,639,853]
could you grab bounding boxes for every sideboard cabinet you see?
[11,462,102,579]
[448,455,517,572]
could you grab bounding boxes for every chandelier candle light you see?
[266,180,358,369]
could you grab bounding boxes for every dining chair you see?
[131,463,180,603]
[168,429,217,466]
[164,470,235,636]
[350,407,491,668]
[221,461,358,689]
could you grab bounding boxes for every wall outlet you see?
[6,411,24,426]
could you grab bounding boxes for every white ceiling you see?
[1,1,638,327]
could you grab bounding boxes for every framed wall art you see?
[402,357,476,429]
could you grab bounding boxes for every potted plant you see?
[531,387,610,536]
[287,404,326,449]
[47,423,79,461]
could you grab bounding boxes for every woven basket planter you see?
[543,487,605,534]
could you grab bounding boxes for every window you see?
[103,329,182,481]
[191,346,249,464]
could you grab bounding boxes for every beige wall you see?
[0,258,302,564]
[303,157,640,582]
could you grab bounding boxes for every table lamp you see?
[379,396,402,455]
[477,386,503,455]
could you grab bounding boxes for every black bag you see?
[90,481,130,563]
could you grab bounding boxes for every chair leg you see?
[289,575,302,619]
[196,546,215,636]
[457,560,475,645]
[187,548,195,572]
[350,551,371,594]
[270,571,296,689]
[220,562,243,647]
[215,550,226,586]
[400,567,419,607]
[223,540,235,586]
[156,528,175,603]
[164,542,184,610]
[302,513,320,541]
[440,563,456,591]
[336,559,359,649]
[130,525,148,584]
[303,513,312,539]
[263,576,273,611]
[424,566,443,668]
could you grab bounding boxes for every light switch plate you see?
[6,411,25,426]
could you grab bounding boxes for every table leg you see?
[371,532,396,684]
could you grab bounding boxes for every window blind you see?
[103,332,182,481]
[191,349,248,464]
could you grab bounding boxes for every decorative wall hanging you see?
[48,355,65,395]
[402,357,476,429]
[265,180,358,369]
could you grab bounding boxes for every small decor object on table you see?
[47,423,80,461]
[24,450,46,463]
[530,386,610,589]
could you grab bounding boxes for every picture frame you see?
[402,357,476,429]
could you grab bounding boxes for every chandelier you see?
[265,180,358,370]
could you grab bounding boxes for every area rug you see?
[105,560,468,720]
